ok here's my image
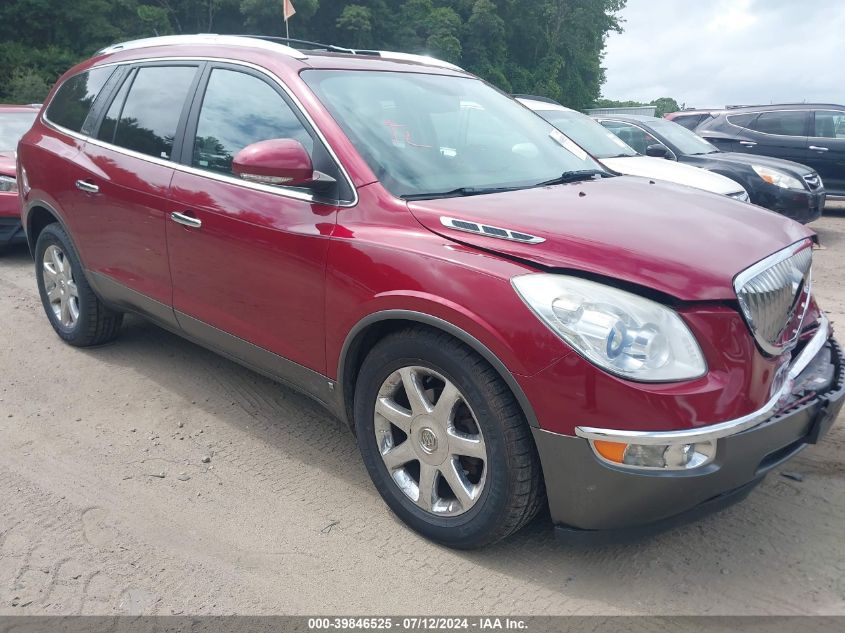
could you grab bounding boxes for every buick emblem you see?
[419,428,438,454]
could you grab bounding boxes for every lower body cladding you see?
[0,217,24,249]
[533,327,844,541]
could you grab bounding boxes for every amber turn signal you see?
[592,440,627,463]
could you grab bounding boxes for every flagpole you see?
[285,18,289,39]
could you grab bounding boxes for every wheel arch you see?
[337,310,539,431]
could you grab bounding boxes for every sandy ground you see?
[1,211,844,617]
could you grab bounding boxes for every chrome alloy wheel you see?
[373,366,487,516]
[42,245,79,328]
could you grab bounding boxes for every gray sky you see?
[601,0,845,109]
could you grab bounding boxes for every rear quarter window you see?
[45,66,115,133]
[725,113,758,129]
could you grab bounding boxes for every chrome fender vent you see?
[439,217,545,244]
[734,240,813,356]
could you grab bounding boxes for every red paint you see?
[232,139,314,186]
[17,41,826,441]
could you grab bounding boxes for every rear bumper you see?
[534,332,844,538]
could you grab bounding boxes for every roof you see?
[590,113,659,122]
[516,97,575,113]
[0,104,41,112]
[723,103,845,112]
[95,34,463,73]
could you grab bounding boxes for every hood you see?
[408,176,813,301]
[0,151,15,177]
[708,152,816,177]
[602,155,745,196]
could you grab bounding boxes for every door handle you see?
[75,179,99,194]
[170,211,202,229]
[809,145,829,152]
[739,141,757,147]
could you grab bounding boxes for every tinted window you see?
[726,113,757,128]
[112,66,197,159]
[672,114,706,130]
[46,67,114,133]
[97,72,133,144]
[813,110,845,138]
[749,111,808,136]
[192,69,313,175]
[645,119,718,155]
[599,121,656,155]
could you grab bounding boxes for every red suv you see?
[17,36,844,548]
[1,104,39,251]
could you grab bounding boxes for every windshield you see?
[302,70,605,198]
[0,111,37,152]
[647,119,718,155]
[533,108,638,159]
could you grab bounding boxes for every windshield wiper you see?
[534,169,609,187]
[401,185,527,201]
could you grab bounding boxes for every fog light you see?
[590,439,715,470]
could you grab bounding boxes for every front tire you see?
[354,327,544,548]
[35,223,123,346]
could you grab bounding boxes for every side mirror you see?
[645,143,672,159]
[233,139,324,188]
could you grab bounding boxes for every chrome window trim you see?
[41,56,359,208]
[811,109,845,140]
[726,108,811,138]
[576,312,830,446]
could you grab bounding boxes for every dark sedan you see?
[594,114,825,224]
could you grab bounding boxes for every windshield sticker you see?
[549,128,588,161]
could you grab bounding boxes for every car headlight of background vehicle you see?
[0,175,17,193]
[752,165,804,190]
[512,274,707,382]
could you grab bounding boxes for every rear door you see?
[166,63,352,378]
[740,110,812,164]
[807,109,845,194]
[74,63,202,322]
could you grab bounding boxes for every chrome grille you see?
[734,242,813,356]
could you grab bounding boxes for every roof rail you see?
[96,34,307,59]
[252,36,463,71]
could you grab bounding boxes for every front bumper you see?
[752,185,825,224]
[534,327,844,539]
[0,191,24,247]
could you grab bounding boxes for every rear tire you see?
[354,326,544,549]
[35,223,123,346]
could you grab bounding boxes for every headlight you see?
[752,165,804,190]
[512,274,707,382]
[729,190,750,203]
[0,175,17,193]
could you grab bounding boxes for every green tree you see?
[336,5,374,48]
[7,68,51,103]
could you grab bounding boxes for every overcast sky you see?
[601,0,845,109]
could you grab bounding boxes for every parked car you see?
[0,104,39,252]
[664,109,719,131]
[518,97,750,202]
[594,113,825,224]
[18,35,843,548]
[696,104,845,201]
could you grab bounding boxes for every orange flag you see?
[283,0,296,21]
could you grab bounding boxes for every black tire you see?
[354,326,545,549]
[34,223,123,346]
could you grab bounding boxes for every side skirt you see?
[87,271,343,420]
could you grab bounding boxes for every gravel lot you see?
[1,210,844,616]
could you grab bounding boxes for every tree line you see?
[1,0,643,112]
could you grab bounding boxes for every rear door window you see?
[748,111,809,136]
[46,66,115,133]
[813,110,845,138]
[109,66,199,160]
